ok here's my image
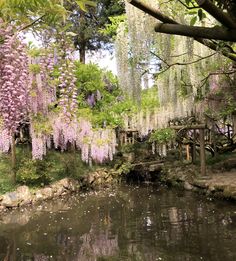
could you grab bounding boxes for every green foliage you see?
[16,158,52,186]
[150,128,176,144]
[75,0,96,12]
[31,113,52,135]
[75,62,105,95]
[100,14,127,40]
[74,62,159,128]
[0,0,68,25]
[45,150,91,180]
[15,150,91,186]
[29,64,41,74]
[68,0,125,61]
[0,154,16,194]
[116,162,133,175]
[74,62,127,127]
[140,86,159,111]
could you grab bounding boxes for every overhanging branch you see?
[196,0,236,29]
[155,23,236,42]
[127,0,236,62]
[127,0,178,24]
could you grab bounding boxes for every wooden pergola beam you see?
[155,23,236,42]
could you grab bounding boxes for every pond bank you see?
[2,156,236,214]
[160,160,236,201]
[0,168,120,213]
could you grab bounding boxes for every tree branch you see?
[127,0,178,24]
[18,15,46,32]
[127,0,236,62]
[151,51,217,76]
[155,23,236,42]
[200,69,236,88]
[196,0,236,29]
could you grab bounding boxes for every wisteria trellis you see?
[0,21,116,163]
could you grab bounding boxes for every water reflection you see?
[0,185,236,260]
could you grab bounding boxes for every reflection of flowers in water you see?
[76,225,118,261]
[168,207,179,225]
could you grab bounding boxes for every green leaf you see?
[198,9,203,21]
[190,16,197,26]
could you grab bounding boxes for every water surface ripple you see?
[1,184,236,261]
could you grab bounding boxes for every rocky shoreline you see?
[0,168,120,213]
[160,163,236,201]
[1,158,236,214]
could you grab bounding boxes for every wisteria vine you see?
[0,20,29,152]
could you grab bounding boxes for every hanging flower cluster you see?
[52,114,78,151]
[58,60,77,118]
[52,115,116,163]
[90,128,116,163]
[28,52,57,159]
[0,20,29,145]
[29,53,56,115]
[0,126,11,152]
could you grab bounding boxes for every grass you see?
[0,153,16,194]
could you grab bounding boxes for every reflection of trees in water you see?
[76,225,118,261]
[1,186,236,260]
[114,187,236,260]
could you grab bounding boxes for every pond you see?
[1,184,236,261]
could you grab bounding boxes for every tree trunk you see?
[11,134,16,183]
[79,45,86,64]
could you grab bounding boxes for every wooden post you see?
[186,144,190,161]
[192,130,197,163]
[199,128,206,176]
[212,122,217,157]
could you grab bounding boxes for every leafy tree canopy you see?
[67,0,125,63]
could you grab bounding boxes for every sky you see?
[24,32,117,75]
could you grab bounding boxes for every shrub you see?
[16,159,52,186]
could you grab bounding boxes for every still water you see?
[1,184,236,261]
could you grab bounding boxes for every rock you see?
[149,164,163,172]
[50,178,79,196]
[40,187,54,199]
[93,177,102,186]
[16,186,32,206]
[1,192,22,208]
[184,181,193,190]
[208,185,216,192]
[1,186,31,208]
[86,174,95,184]
[0,205,6,212]
[123,152,135,163]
